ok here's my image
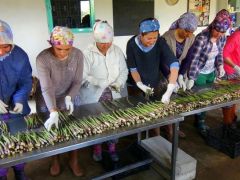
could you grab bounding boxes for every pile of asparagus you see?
[0,81,240,158]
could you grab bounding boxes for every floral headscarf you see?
[169,12,198,32]
[139,18,160,33]
[212,9,231,33]
[49,26,74,46]
[93,21,114,43]
[0,20,13,45]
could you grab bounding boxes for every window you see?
[45,0,95,33]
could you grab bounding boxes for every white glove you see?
[186,79,194,90]
[234,65,240,76]
[161,84,175,104]
[9,103,23,114]
[136,82,154,94]
[44,111,59,131]
[218,65,225,78]
[0,100,8,114]
[178,74,186,91]
[65,96,74,115]
[110,82,121,93]
[88,76,108,88]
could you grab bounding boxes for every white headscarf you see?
[93,21,113,43]
[0,20,13,45]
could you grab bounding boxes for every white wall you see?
[0,0,218,76]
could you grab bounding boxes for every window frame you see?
[45,0,95,33]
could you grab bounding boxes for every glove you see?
[161,84,175,104]
[88,76,108,88]
[44,111,59,131]
[234,65,240,76]
[9,103,23,114]
[0,100,8,114]
[186,79,194,90]
[110,82,121,93]
[65,96,74,115]
[218,65,225,78]
[178,74,186,91]
[136,82,154,95]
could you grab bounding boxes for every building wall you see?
[0,0,219,76]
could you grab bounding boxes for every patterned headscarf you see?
[139,18,160,33]
[93,21,114,43]
[0,20,13,45]
[49,26,74,46]
[169,12,198,32]
[212,9,231,33]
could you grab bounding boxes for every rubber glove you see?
[88,76,108,88]
[9,103,23,114]
[65,96,74,115]
[234,65,240,76]
[218,65,225,78]
[136,82,154,95]
[186,79,194,90]
[178,74,186,91]
[110,82,121,93]
[0,100,8,114]
[161,84,175,104]
[44,111,59,131]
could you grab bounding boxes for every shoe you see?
[109,152,119,162]
[93,144,102,162]
[69,163,84,177]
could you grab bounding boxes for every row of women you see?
[0,8,238,179]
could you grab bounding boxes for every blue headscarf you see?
[139,18,160,33]
[169,12,198,32]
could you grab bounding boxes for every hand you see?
[218,65,225,78]
[186,79,194,90]
[234,65,240,76]
[161,84,175,104]
[110,82,121,93]
[178,74,186,91]
[65,96,74,115]
[0,100,8,114]
[136,82,154,95]
[9,103,23,114]
[44,111,59,131]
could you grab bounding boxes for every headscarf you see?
[139,18,160,33]
[93,21,114,43]
[49,26,74,46]
[212,9,231,33]
[169,12,198,32]
[0,20,13,45]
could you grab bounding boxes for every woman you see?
[184,9,231,136]
[126,18,179,135]
[79,20,128,162]
[162,12,198,139]
[222,28,240,126]
[0,20,32,180]
[35,26,84,176]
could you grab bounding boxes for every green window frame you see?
[45,0,95,33]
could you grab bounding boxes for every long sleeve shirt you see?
[0,45,32,116]
[36,47,83,111]
[182,28,226,80]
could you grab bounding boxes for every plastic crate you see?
[206,126,240,158]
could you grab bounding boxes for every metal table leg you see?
[171,121,179,180]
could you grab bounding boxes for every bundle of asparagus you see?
[1,81,240,158]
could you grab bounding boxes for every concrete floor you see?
[6,108,240,180]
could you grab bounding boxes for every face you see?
[211,29,225,40]
[96,42,112,55]
[52,44,72,60]
[0,44,12,56]
[178,29,194,39]
[140,31,159,47]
